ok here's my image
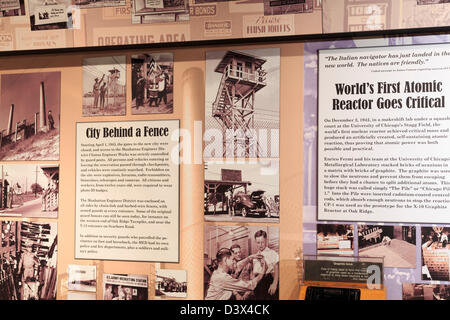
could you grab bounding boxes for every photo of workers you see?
[204,225,279,300]
[131,52,173,114]
[422,226,450,281]
[103,274,148,300]
[316,224,354,255]
[82,56,126,117]
[0,221,57,300]
[155,269,187,299]
[204,160,279,223]
[0,164,59,218]
[358,225,416,268]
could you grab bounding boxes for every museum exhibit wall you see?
[0,42,303,300]
[3,0,450,301]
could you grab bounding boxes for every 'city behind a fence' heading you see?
[85,126,170,139]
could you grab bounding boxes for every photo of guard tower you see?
[205,48,280,159]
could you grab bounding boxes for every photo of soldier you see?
[82,56,126,117]
[131,53,174,114]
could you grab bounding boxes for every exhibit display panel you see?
[322,0,450,34]
[303,34,450,300]
[299,255,385,300]
[0,42,302,300]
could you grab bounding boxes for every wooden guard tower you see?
[41,165,59,212]
[212,50,267,157]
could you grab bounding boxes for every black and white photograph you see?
[131,53,173,114]
[0,221,57,300]
[67,291,97,300]
[0,164,59,218]
[404,283,450,300]
[131,0,189,24]
[317,224,354,256]
[155,269,187,299]
[403,283,450,300]
[421,226,450,281]
[0,72,60,161]
[204,160,279,223]
[0,0,25,16]
[68,265,96,292]
[358,225,416,268]
[83,56,126,117]
[28,0,73,31]
[263,0,313,15]
[103,274,148,300]
[205,48,280,159]
[194,0,235,2]
[72,0,125,8]
[204,225,279,300]
[417,0,450,4]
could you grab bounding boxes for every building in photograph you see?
[0,165,59,218]
[204,161,279,222]
[155,269,187,298]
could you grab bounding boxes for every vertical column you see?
[179,52,204,299]
[7,104,14,135]
[34,113,38,135]
[14,122,18,142]
[39,81,46,129]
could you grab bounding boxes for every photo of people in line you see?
[204,225,279,300]
[103,274,148,300]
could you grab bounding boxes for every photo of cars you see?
[204,160,279,222]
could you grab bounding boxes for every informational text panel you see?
[318,43,450,223]
[75,120,179,262]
